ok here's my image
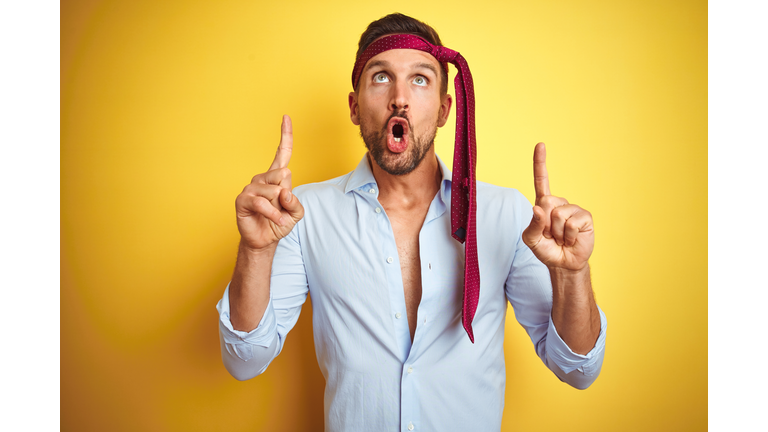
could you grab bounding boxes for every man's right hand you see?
[235,115,305,252]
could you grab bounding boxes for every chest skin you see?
[385,205,429,342]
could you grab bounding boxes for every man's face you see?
[349,48,452,176]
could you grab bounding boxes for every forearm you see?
[217,235,302,381]
[549,264,600,355]
[229,239,275,332]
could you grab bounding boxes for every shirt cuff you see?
[546,305,607,375]
[216,283,278,361]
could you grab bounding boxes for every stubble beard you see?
[360,111,438,176]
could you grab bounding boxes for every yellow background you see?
[61,0,707,430]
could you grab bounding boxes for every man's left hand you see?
[522,142,594,271]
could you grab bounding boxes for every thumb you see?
[280,188,305,221]
[522,205,546,248]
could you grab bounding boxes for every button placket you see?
[371,188,410,362]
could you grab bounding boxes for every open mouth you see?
[386,117,409,153]
[392,123,404,142]
[388,117,409,140]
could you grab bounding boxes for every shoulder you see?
[474,180,533,228]
[476,180,530,208]
[289,171,363,238]
[291,171,369,219]
[292,172,351,202]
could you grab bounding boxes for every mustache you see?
[387,110,411,130]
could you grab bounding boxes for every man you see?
[217,13,606,431]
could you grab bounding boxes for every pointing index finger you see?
[533,142,551,198]
[269,115,293,171]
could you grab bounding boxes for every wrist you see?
[548,264,591,289]
[238,238,277,259]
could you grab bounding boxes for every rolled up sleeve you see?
[215,218,309,381]
[545,305,607,375]
[217,283,279,361]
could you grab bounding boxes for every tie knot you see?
[430,45,458,63]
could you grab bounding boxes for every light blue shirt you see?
[217,155,607,431]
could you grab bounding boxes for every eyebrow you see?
[363,59,389,73]
[363,59,439,77]
[414,62,439,77]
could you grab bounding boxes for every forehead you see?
[363,49,441,75]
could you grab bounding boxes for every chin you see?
[365,134,434,176]
[360,119,437,176]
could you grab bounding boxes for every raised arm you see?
[230,115,304,331]
[218,115,305,380]
[521,143,601,355]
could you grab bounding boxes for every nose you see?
[390,79,409,112]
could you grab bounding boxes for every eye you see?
[413,76,427,86]
[374,73,389,83]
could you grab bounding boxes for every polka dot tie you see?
[353,34,480,343]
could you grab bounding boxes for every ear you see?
[349,91,360,126]
[437,93,453,127]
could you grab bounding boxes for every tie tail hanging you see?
[462,299,476,344]
[449,51,475,247]
[457,55,478,180]
[450,52,479,345]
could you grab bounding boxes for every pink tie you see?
[352,34,479,343]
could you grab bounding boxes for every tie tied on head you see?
[352,34,480,343]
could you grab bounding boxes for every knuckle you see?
[268,186,285,202]
[540,195,560,208]
[237,188,255,205]
[253,184,280,199]
[572,207,590,221]
[251,173,266,184]
[251,196,267,209]
[253,197,276,215]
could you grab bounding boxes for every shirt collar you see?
[344,154,377,193]
[344,153,453,207]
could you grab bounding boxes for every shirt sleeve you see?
[215,221,310,381]
[504,202,607,390]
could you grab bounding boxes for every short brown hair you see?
[355,13,448,95]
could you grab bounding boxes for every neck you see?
[368,149,442,211]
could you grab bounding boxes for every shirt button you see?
[428,262,432,270]
[395,313,402,319]
[407,366,413,374]
[387,257,393,263]
[375,207,382,214]
[369,188,376,194]
[408,422,414,431]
